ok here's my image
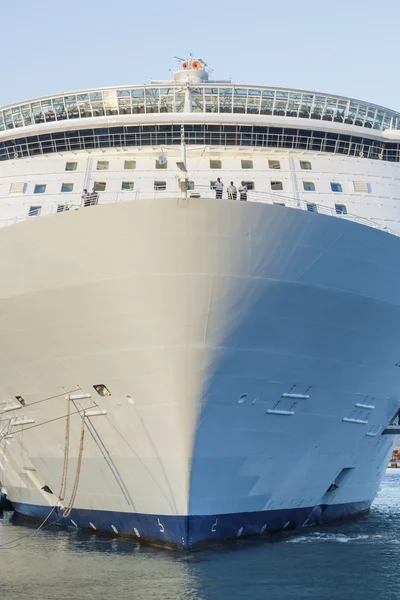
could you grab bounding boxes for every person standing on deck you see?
[238,181,248,201]
[227,181,237,200]
[215,178,223,199]
[89,187,99,206]
[81,188,90,207]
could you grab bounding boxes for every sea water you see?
[1,470,400,600]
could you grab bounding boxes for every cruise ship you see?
[1,57,400,550]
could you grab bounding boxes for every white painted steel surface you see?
[0,198,398,541]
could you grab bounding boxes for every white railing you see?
[0,186,398,237]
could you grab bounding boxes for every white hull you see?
[1,198,399,548]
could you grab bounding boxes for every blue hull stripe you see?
[11,500,372,549]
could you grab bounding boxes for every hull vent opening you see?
[93,384,111,397]
[322,467,354,502]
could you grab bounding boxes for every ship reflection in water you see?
[1,471,400,600]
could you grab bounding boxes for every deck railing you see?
[0,186,398,237]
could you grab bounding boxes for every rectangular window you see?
[241,159,253,169]
[121,181,134,191]
[210,159,222,169]
[300,160,312,170]
[29,205,41,216]
[97,160,109,170]
[331,182,343,192]
[210,180,217,189]
[34,184,46,194]
[187,181,195,190]
[243,181,255,190]
[335,204,347,215]
[303,181,315,191]
[154,180,166,190]
[124,160,136,170]
[353,181,371,193]
[268,159,280,169]
[94,181,106,191]
[65,161,78,171]
[57,204,69,212]
[306,203,318,212]
[61,183,74,193]
[271,181,283,191]
[9,182,26,194]
[155,158,167,169]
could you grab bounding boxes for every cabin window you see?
[306,203,318,212]
[335,204,347,214]
[9,182,26,194]
[57,204,68,212]
[34,184,46,194]
[94,181,106,191]
[65,161,78,171]
[271,181,283,191]
[241,159,253,169]
[155,158,167,169]
[242,181,255,190]
[124,160,136,170]
[300,160,312,170]
[61,183,74,193]
[121,181,134,191]
[331,182,343,192]
[29,205,41,216]
[303,181,315,191]
[210,159,222,169]
[187,181,195,190]
[97,160,109,170]
[268,159,280,169]
[154,180,166,190]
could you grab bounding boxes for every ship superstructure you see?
[0,58,400,549]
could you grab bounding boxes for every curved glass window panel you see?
[174,91,185,113]
[233,88,247,113]
[219,88,232,113]
[205,89,219,113]
[190,88,204,113]
[146,88,160,113]
[247,89,261,114]
[131,89,145,114]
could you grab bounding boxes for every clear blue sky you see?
[3,0,400,109]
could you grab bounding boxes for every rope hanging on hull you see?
[63,408,86,518]
[58,395,71,502]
